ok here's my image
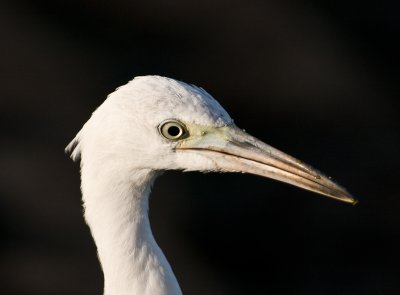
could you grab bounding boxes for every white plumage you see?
[67,75,355,295]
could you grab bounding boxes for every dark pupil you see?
[167,126,181,137]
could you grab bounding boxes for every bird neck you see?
[81,164,182,295]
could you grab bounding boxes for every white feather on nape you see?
[65,131,82,162]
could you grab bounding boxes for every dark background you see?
[1,0,399,294]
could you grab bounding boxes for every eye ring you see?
[159,120,188,141]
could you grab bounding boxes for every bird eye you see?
[159,120,188,141]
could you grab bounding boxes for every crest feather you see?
[65,132,82,162]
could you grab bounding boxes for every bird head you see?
[66,75,355,204]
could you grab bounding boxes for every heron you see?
[66,75,355,295]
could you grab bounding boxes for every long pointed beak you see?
[176,124,356,204]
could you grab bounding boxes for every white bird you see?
[66,75,355,295]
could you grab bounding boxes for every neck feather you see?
[81,163,182,295]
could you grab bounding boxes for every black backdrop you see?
[1,1,399,294]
